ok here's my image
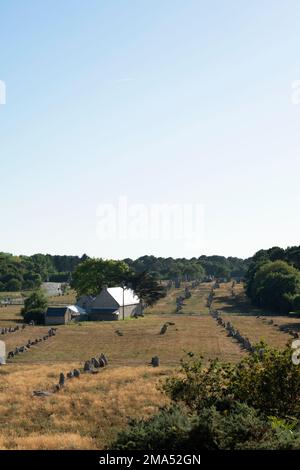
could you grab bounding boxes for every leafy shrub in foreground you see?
[164,343,300,418]
[111,344,300,450]
[112,403,300,450]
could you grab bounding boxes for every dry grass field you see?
[221,314,291,349]
[144,286,185,314]
[0,364,170,450]
[0,281,299,450]
[212,282,261,315]
[0,305,23,323]
[47,289,77,306]
[6,315,244,365]
[145,282,212,315]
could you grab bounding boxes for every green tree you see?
[21,290,48,324]
[6,278,22,292]
[71,258,130,297]
[249,260,300,312]
[126,271,166,308]
[22,272,42,290]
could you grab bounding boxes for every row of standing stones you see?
[207,283,299,357]
[176,287,194,313]
[33,353,109,397]
[166,279,200,291]
[210,309,255,353]
[7,328,57,359]
[256,315,299,339]
[207,283,259,354]
[1,324,27,335]
[32,353,161,398]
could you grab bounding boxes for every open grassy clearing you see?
[212,283,300,347]
[3,325,54,352]
[3,283,298,364]
[0,288,77,310]
[0,291,27,299]
[0,305,23,323]
[145,282,212,315]
[266,316,300,332]
[180,283,211,314]
[221,314,291,349]
[212,282,294,317]
[8,315,245,365]
[144,286,184,314]
[212,282,262,315]
[0,364,170,450]
[47,290,77,305]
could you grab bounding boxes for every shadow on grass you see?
[216,294,259,316]
[216,294,288,318]
[278,322,300,332]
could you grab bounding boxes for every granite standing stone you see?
[0,341,5,364]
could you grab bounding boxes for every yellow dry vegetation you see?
[145,282,212,315]
[6,315,244,365]
[0,304,23,322]
[0,364,170,450]
[221,314,291,349]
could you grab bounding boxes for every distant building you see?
[77,286,141,321]
[44,287,141,324]
[42,282,63,296]
[45,305,86,325]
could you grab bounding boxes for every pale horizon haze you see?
[0,1,299,260]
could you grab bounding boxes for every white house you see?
[76,286,141,321]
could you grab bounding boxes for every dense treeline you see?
[123,255,248,281]
[246,246,300,313]
[0,253,87,292]
[0,252,248,292]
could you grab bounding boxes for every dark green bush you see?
[112,406,195,451]
[23,308,45,325]
[111,344,300,450]
[21,291,48,324]
[112,403,300,450]
[164,344,300,418]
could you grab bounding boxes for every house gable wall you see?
[91,290,119,310]
[116,304,142,319]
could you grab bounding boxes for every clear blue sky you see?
[0,1,299,260]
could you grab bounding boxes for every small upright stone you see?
[160,324,168,335]
[151,356,160,367]
[92,358,100,368]
[98,357,105,368]
[59,373,65,387]
[100,353,108,365]
[73,369,80,378]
